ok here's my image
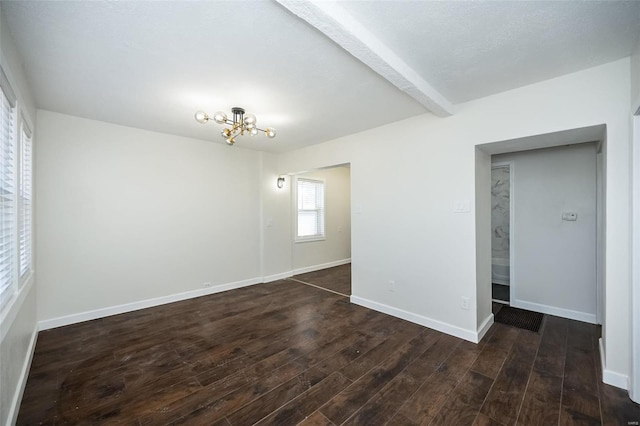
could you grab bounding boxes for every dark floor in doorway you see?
[492,283,510,303]
[495,305,544,333]
[291,264,351,296]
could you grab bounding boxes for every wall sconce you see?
[277,176,285,189]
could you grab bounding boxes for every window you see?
[19,122,32,278]
[0,83,16,306]
[297,178,325,241]
[0,66,32,311]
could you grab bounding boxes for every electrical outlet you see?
[388,280,396,292]
[461,296,470,310]
[203,282,212,288]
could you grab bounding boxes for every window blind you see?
[19,122,32,278]
[297,178,325,238]
[0,86,16,303]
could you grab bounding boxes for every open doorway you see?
[477,126,604,328]
[490,143,599,323]
[288,164,352,296]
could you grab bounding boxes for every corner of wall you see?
[476,313,494,343]
[599,337,629,391]
[350,295,482,343]
[474,147,492,330]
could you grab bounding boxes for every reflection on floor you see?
[290,263,351,296]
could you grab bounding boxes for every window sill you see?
[295,236,326,243]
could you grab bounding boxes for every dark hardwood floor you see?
[291,264,351,296]
[18,278,640,425]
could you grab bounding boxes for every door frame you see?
[631,111,640,403]
[595,147,604,325]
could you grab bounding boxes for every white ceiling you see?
[2,1,639,153]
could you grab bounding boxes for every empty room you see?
[2,1,640,425]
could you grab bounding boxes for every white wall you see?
[493,144,597,322]
[0,5,38,425]
[260,152,292,281]
[292,166,351,271]
[36,111,263,324]
[475,148,492,332]
[267,59,631,380]
[0,284,36,425]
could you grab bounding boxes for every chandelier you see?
[194,107,276,146]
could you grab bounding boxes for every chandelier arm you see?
[220,122,266,133]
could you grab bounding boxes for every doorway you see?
[288,164,352,296]
[491,143,598,322]
[477,126,605,328]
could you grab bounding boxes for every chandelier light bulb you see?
[221,128,231,138]
[213,112,227,124]
[243,114,256,125]
[194,110,209,124]
[265,127,277,138]
[226,138,235,146]
[250,128,258,136]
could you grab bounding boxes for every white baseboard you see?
[7,324,38,426]
[477,313,494,342]
[262,258,351,283]
[512,299,596,324]
[262,271,293,283]
[350,295,481,343]
[38,260,351,331]
[292,258,351,276]
[599,338,629,390]
[39,277,262,330]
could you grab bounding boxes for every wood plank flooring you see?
[18,278,640,425]
[291,264,351,296]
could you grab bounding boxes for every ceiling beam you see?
[275,0,456,117]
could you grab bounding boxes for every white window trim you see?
[294,176,326,243]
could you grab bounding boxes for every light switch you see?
[562,212,578,221]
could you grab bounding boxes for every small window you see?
[296,178,325,241]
